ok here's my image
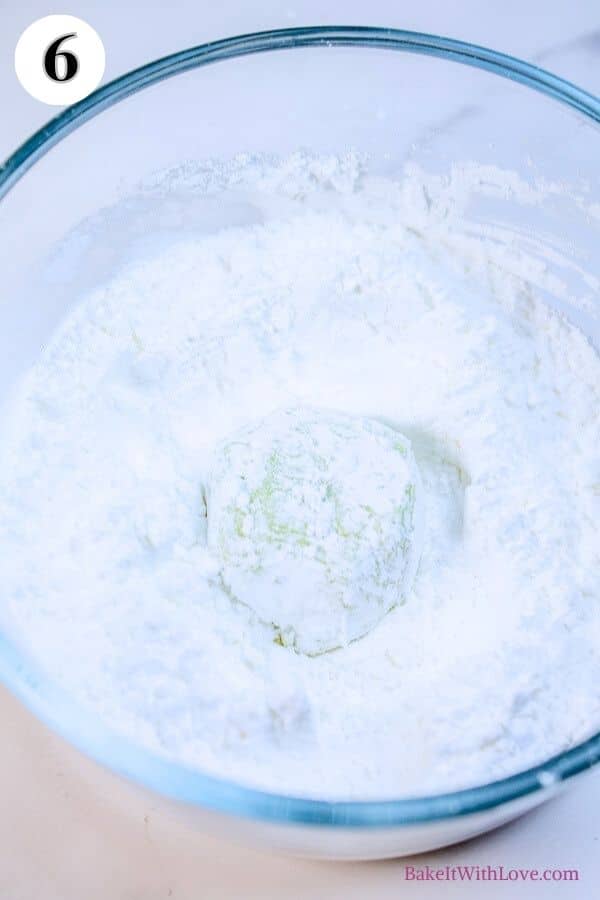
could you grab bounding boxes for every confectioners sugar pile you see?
[0,153,598,799]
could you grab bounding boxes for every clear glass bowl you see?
[0,27,598,858]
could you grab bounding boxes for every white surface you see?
[1,1,599,896]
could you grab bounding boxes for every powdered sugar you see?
[0,153,598,799]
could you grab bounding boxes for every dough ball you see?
[207,407,423,654]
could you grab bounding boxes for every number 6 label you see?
[15,16,105,106]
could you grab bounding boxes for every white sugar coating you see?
[0,152,598,800]
[207,407,423,654]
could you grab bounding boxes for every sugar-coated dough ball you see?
[207,408,423,655]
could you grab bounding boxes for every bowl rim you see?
[1,26,599,828]
[1,25,599,200]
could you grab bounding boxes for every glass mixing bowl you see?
[0,27,599,859]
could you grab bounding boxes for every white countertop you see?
[1,2,599,897]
